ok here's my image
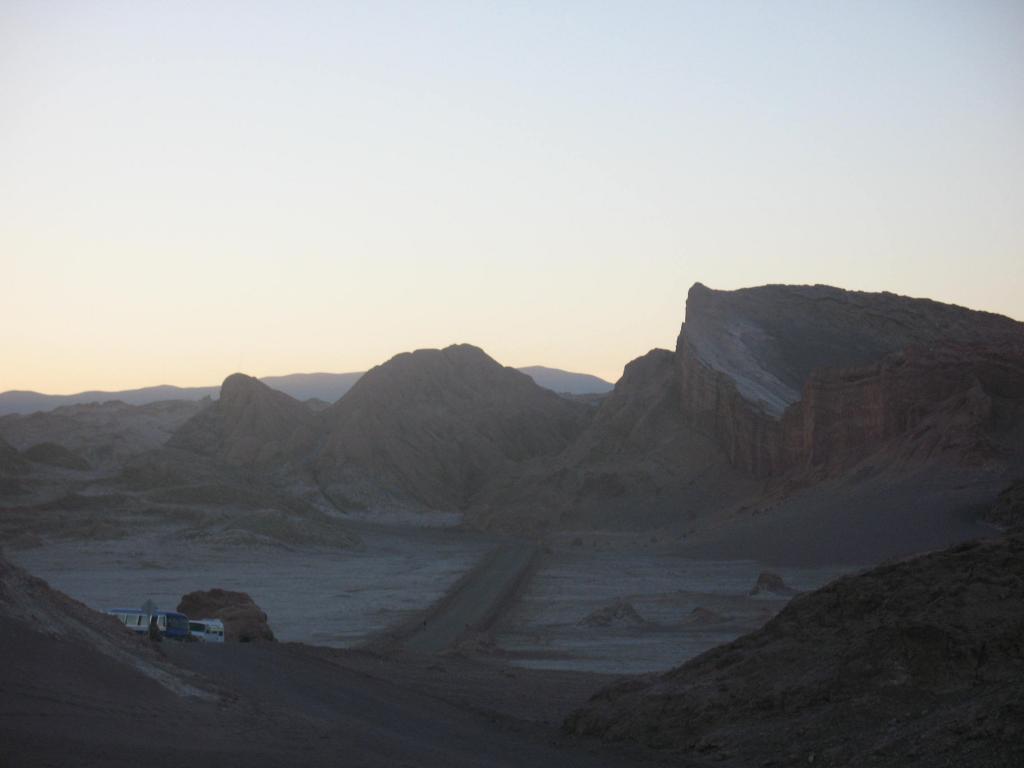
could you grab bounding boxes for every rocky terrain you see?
[4,283,1023,766]
[473,284,1024,563]
[565,529,1024,767]
[0,398,207,469]
[3,283,1021,564]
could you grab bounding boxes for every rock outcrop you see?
[176,588,275,642]
[577,600,647,627]
[749,571,796,596]
[566,531,1024,767]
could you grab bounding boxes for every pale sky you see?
[2,1,1022,393]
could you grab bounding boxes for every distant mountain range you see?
[0,367,613,416]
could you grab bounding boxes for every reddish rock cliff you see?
[675,284,1024,481]
[780,342,1024,479]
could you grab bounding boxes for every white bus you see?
[107,609,191,640]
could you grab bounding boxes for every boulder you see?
[749,571,797,596]
[683,607,728,625]
[176,589,275,642]
[578,600,647,627]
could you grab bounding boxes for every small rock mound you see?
[683,607,728,625]
[578,600,647,627]
[22,442,90,470]
[177,589,275,642]
[749,571,797,596]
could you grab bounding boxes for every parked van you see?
[189,618,225,643]
[107,609,191,640]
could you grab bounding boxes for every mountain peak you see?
[219,372,265,400]
[317,343,592,511]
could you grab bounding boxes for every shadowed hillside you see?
[168,374,318,469]
[315,345,593,512]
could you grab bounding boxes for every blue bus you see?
[107,608,191,640]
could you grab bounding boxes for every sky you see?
[2,1,1022,393]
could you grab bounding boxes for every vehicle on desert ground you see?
[107,609,191,640]
[189,618,225,643]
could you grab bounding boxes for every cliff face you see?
[675,284,1024,480]
[676,334,783,477]
[780,343,1024,478]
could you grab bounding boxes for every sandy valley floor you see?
[8,521,854,676]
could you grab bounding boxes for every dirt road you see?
[378,540,539,654]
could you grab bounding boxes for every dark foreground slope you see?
[566,530,1024,767]
[0,552,652,768]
